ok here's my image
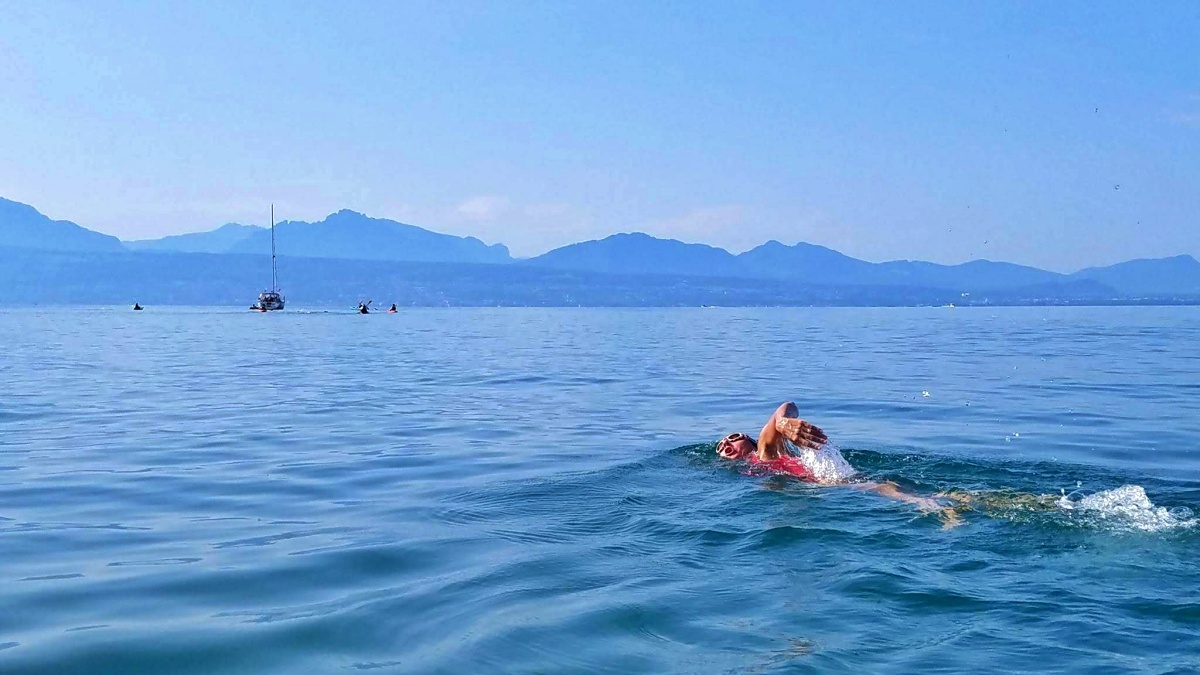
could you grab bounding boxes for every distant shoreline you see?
[4,300,1199,309]
[5,197,1200,305]
[3,246,1198,309]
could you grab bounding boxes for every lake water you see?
[2,306,1198,673]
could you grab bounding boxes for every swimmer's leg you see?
[935,489,1059,513]
[935,489,975,504]
[856,481,965,528]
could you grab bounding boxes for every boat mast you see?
[270,204,278,293]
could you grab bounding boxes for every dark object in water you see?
[387,303,398,313]
[133,303,143,311]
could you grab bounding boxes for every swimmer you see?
[718,402,961,526]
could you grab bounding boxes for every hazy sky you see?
[1,1,1197,269]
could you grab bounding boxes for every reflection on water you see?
[1,306,1199,673]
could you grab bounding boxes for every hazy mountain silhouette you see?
[0,197,125,253]
[224,209,511,264]
[526,232,748,277]
[1072,255,1200,297]
[2,195,1198,304]
[126,223,262,253]
[0,247,1124,307]
[533,235,1069,293]
[866,258,1062,291]
[737,240,877,282]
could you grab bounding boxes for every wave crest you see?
[1058,485,1196,532]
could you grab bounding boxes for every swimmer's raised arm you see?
[757,401,827,461]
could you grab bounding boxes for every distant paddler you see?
[357,301,371,314]
[387,303,398,313]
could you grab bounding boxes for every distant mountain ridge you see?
[128,209,512,264]
[527,234,1081,294]
[526,232,748,277]
[1073,254,1200,297]
[1,195,1198,302]
[737,240,1064,289]
[0,246,1132,307]
[126,223,263,254]
[226,209,512,264]
[0,197,125,253]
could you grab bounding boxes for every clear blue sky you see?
[1,1,1197,269]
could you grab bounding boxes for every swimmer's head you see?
[717,433,755,459]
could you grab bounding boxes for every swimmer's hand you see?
[774,417,828,450]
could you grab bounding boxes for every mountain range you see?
[125,222,262,255]
[524,233,1100,294]
[127,209,510,264]
[0,197,126,253]
[3,195,1199,304]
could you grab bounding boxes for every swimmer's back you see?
[750,453,816,481]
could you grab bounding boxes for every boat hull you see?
[252,291,285,311]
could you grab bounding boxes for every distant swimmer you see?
[718,402,959,524]
[133,303,143,311]
[387,303,398,313]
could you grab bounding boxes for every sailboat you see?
[251,204,286,311]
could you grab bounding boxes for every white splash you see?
[1058,485,1196,533]
[787,441,858,484]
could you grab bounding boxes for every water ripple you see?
[2,307,1199,673]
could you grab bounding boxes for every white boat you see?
[251,204,286,311]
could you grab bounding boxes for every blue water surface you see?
[1,306,1198,673]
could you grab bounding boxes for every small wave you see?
[1058,485,1196,533]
